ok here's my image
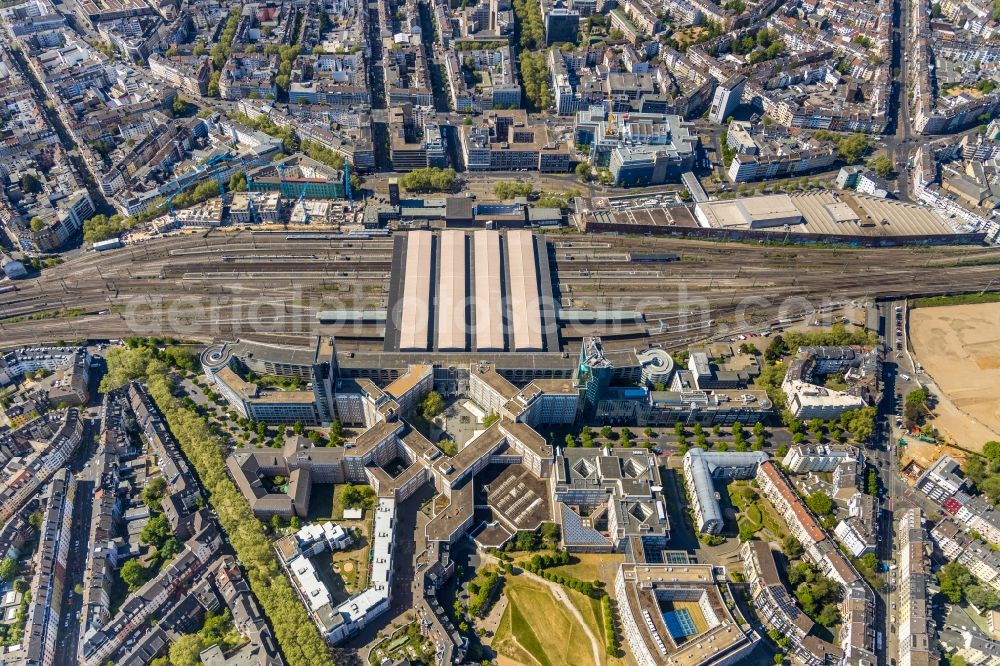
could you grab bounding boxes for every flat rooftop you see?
[482,463,552,532]
[580,203,700,229]
[618,563,754,666]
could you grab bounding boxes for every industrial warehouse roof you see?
[474,230,505,351]
[697,191,957,237]
[507,230,543,351]
[791,191,955,236]
[695,195,802,229]
[399,230,433,351]
[437,230,466,351]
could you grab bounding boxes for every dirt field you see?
[910,302,1000,452]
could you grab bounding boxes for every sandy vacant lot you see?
[910,302,1000,452]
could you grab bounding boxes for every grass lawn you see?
[331,484,349,520]
[546,552,624,590]
[757,496,789,540]
[730,481,787,541]
[564,589,627,666]
[331,514,372,593]
[493,576,598,666]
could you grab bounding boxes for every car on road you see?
[900,374,911,381]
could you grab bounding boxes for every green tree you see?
[540,522,560,544]
[816,602,840,627]
[120,559,150,591]
[342,483,376,509]
[938,561,973,603]
[493,181,533,199]
[806,492,833,516]
[20,173,41,194]
[904,388,929,428]
[228,172,247,192]
[141,514,172,549]
[399,167,457,193]
[29,216,45,232]
[0,557,16,582]
[142,476,167,509]
[966,585,999,610]
[868,153,893,178]
[207,71,221,97]
[837,133,873,165]
[172,96,189,115]
[169,633,205,666]
[519,50,552,110]
[575,161,591,181]
[422,391,446,420]
[782,535,804,559]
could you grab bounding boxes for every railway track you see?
[2,232,1000,350]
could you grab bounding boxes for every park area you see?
[909,302,1000,452]
[492,573,621,666]
[729,481,788,542]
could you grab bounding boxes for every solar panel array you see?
[559,503,608,546]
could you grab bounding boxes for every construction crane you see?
[294,179,310,224]
[344,160,352,204]
[606,89,617,137]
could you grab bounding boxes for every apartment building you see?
[741,540,843,665]
[898,508,937,666]
[683,450,769,534]
[148,53,212,96]
[219,53,279,101]
[783,444,861,473]
[12,469,76,666]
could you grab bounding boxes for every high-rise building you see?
[709,74,746,124]
[388,178,400,206]
[542,0,580,44]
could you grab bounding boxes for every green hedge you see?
[601,595,619,656]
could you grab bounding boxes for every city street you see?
[53,353,105,666]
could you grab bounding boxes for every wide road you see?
[3,231,1000,350]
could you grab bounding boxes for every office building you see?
[615,563,758,666]
[709,75,746,124]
